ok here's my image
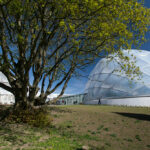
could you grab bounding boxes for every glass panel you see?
[84,50,150,102]
[133,86,150,96]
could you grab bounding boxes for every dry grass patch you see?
[52,105,150,150]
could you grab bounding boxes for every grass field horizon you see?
[0,105,150,150]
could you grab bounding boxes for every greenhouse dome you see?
[83,49,150,106]
[0,72,14,104]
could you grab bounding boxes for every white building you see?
[83,49,150,107]
[0,72,14,104]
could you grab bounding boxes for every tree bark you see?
[13,88,33,110]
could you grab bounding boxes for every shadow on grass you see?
[113,112,150,121]
[0,105,12,121]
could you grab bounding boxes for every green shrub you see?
[6,106,53,128]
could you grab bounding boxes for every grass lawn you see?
[0,105,150,150]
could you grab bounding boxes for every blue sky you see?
[57,0,150,96]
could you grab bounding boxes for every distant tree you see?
[0,0,149,109]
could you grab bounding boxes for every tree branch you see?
[0,82,13,93]
[51,67,74,103]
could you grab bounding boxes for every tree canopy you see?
[0,0,150,108]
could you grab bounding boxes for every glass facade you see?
[58,94,85,105]
[84,50,150,102]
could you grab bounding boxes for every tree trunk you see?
[13,90,47,110]
[14,97,34,110]
[34,96,47,106]
[13,89,34,110]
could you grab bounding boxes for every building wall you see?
[83,96,150,107]
[0,86,14,105]
[0,72,15,105]
[0,94,14,105]
[101,97,150,107]
[58,94,85,105]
